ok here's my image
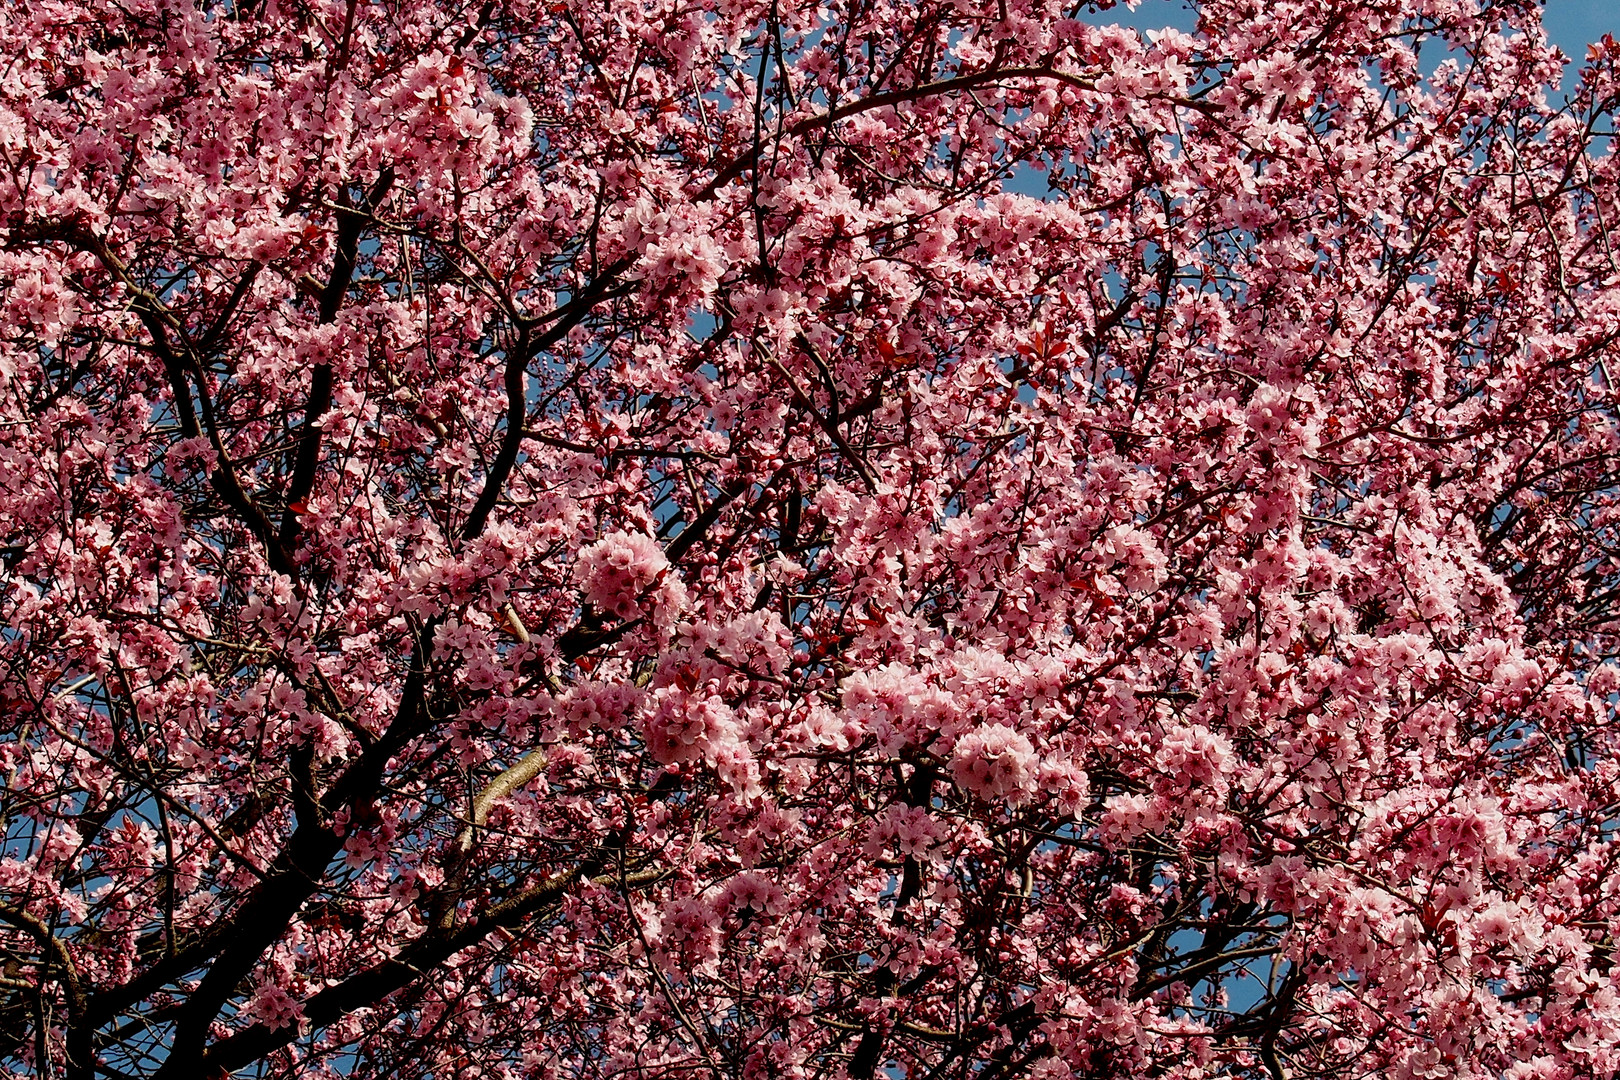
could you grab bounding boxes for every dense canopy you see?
[3,0,1620,1078]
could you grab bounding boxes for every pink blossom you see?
[950,723,1039,805]
[576,529,685,621]
[2,1,1617,1077]
[644,686,736,766]
[242,983,306,1033]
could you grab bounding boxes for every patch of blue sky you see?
[1001,1,1619,198]
[1071,0,1616,67]
[1545,0,1620,77]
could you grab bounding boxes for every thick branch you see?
[125,621,436,1077]
[279,167,395,551]
[192,861,664,1075]
[461,258,636,542]
[0,904,90,1080]
[698,65,1097,200]
[848,765,935,1079]
[16,219,296,578]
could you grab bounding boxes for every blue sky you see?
[1544,0,1619,59]
[1094,0,1617,70]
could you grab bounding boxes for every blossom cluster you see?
[1,0,1619,1078]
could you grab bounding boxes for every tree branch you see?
[0,903,90,1080]
[461,257,636,542]
[698,65,1096,200]
[279,167,395,552]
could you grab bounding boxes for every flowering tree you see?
[3,0,1620,1076]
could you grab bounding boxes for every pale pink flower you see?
[950,723,1038,806]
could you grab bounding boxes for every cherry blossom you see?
[2,0,1620,1078]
